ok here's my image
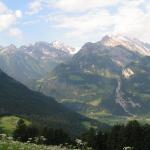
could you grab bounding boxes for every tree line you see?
[81,120,150,150]
[1,119,150,150]
[13,119,71,145]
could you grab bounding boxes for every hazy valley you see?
[1,35,149,125]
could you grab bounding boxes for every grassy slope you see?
[0,116,30,134]
[0,140,76,150]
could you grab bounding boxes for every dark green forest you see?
[82,120,150,150]
[2,119,150,150]
[0,69,103,135]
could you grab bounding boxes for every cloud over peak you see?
[1,0,150,47]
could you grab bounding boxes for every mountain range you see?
[0,35,150,124]
[0,41,76,89]
[38,35,150,120]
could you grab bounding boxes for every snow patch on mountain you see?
[101,35,150,56]
[51,41,77,54]
[122,68,134,79]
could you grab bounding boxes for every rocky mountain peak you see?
[100,35,150,56]
[51,41,77,54]
[0,44,17,55]
[7,44,17,50]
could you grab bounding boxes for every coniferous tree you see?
[123,120,142,150]
[107,124,124,150]
[13,119,28,142]
[142,124,150,150]
[82,128,96,148]
[95,130,107,150]
[26,125,39,140]
[42,127,70,145]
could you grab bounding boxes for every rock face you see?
[0,41,76,88]
[122,56,150,115]
[39,35,150,118]
[122,68,134,79]
[101,35,150,56]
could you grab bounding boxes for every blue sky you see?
[0,0,150,48]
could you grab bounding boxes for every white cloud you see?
[47,0,150,44]
[0,1,8,13]
[121,0,145,7]
[26,0,119,15]
[26,0,56,15]
[53,0,119,12]
[1,0,150,46]
[27,0,45,15]
[113,0,150,42]
[8,27,23,38]
[48,9,113,40]
[0,1,22,32]
[0,13,20,31]
[15,10,22,18]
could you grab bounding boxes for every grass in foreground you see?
[0,141,73,150]
[0,138,77,150]
[0,134,92,150]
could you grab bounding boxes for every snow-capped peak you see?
[51,41,77,54]
[0,44,17,55]
[51,41,64,49]
[101,35,150,56]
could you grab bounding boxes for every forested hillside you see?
[0,69,102,134]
